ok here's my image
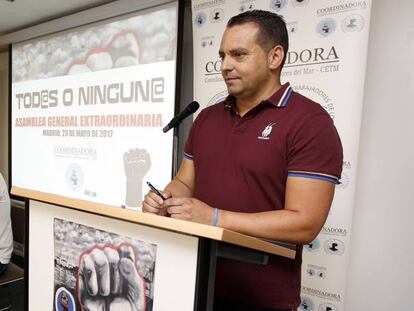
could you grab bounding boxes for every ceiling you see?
[0,0,114,35]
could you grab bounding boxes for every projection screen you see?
[11,1,179,208]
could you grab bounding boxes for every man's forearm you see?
[218,209,321,244]
[217,178,334,244]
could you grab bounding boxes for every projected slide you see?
[11,3,178,208]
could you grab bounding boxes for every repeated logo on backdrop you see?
[201,36,215,48]
[324,239,346,256]
[317,18,337,37]
[319,302,339,311]
[299,297,340,311]
[305,238,320,252]
[306,227,347,257]
[299,295,340,311]
[292,0,310,7]
[210,8,225,22]
[306,264,327,280]
[342,14,365,32]
[299,296,315,311]
[239,3,256,12]
[194,11,207,27]
[287,21,299,34]
[270,0,288,12]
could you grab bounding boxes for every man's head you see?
[226,10,288,67]
[219,10,288,102]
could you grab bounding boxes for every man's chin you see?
[226,87,241,97]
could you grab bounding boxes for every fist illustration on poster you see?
[124,148,151,207]
[78,244,146,311]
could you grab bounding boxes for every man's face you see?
[219,22,272,101]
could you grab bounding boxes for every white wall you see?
[345,0,414,309]
[0,52,8,184]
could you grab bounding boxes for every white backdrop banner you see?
[11,2,179,208]
[191,1,371,310]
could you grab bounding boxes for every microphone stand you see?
[172,126,179,177]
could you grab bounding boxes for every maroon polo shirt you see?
[184,82,343,309]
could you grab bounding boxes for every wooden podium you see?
[12,187,296,311]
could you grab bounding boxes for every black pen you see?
[146,181,166,200]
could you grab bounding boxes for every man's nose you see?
[220,56,233,72]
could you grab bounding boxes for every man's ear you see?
[267,45,284,70]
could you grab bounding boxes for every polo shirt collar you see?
[223,82,293,111]
[266,82,293,108]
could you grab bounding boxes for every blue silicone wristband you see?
[212,208,218,226]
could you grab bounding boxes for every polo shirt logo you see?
[258,123,276,140]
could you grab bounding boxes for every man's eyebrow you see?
[230,47,249,54]
[219,48,249,56]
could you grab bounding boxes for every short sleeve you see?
[183,112,203,161]
[287,114,343,184]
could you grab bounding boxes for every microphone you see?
[163,101,200,133]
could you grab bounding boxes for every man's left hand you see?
[164,197,215,225]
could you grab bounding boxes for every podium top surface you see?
[12,187,296,259]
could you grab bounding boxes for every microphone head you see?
[162,101,200,133]
[187,101,200,113]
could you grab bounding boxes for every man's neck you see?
[236,81,282,117]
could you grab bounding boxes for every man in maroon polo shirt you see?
[143,10,342,311]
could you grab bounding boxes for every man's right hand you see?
[142,190,171,216]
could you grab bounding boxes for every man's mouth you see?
[225,76,239,82]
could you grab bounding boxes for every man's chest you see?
[193,114,290,177]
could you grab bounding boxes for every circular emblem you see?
[319,302,339,311]
[239,4,256,13]
[246,3,256,11]
[324,238,345,255]
[270,0,288,12]
[208,90,228,106]
[317,18,337,37]
[304,238,320,252]
[336,172,350,189]
[300,296,315,311]
[201,39,214,48]
[317,270,327,279]
[65,163,84,192]
[194,11,207,27]
[306,267,315,277]
[288,24,299,34]
[342,14,365,32]
[210,8,224,23]
[292,0,310,7]
[55,287,76,311]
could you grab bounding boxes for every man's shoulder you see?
[280,91,336,134]
[289,91,328,116]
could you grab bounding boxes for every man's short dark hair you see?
[227,10,289,67]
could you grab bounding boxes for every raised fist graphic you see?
[123,148,151,207]
[78,244,146,311]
